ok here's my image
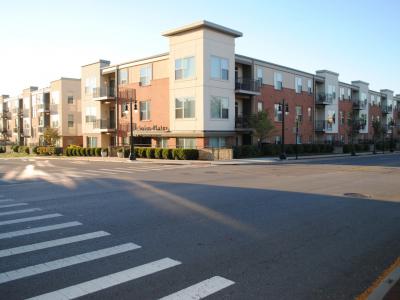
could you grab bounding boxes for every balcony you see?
[235,115,251,129]
[87,119,116,132]
[382,105,392,114]
[1,111,11,119]
[50,104,58,112]
[1,129,11,137]
[23,109,30,118]
[235,78,261,95]
[353,100,367,110]
[316,93,334,105]
[92,87,116,101]
[22,128,31,137]
[37,103,50,113]
[315,120,326,131]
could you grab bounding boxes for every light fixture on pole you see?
[124,89,138,160]
[279,99,289,160]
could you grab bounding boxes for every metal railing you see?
[381,105,392,114]
[37,103,50,111]
[88,119,116,130]
[235,78,262,93]
[353,100,367,110]
[92,86,115,99]
[1,111,11,119]
[50,104,58,112]
[235,115,251,128]
[316,93,334,105]
[23,128,31,137]
[23,109,30,118]
[315,120,326,131]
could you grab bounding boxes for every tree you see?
[347,112,361,156]
[248,110,275,148]
[372,119,382,154]
[43,127,60,146]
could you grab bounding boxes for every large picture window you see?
[176,138,196,149]
[175,57,195,80]
[211,56,229,80]
[210,96,229,119]
[175,97,195,119]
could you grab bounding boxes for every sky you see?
[1,0,399,96]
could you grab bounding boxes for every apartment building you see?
[2,21,399,149]
[0,78,82,147]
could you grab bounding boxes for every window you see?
[377,96,381,106]
[139,101,150,121]
[210,96,229,119]
[340,111,344,125]
[39,115,44,127]
[84,77,96,95]
[211,56,229,80]
[50,114,59,128]
[85,106,96,123]
[175,97,195,119]
[274,104,282,122]
[347,112,352,126]
[307,79,312,94]
[157,138,168,148]
[340,88,345,100]
[274,136,281,144]
[118,69,128,85]
[256,68,263,82]
[295,106,302,122]
[208,137,226,148]
[371,95,375,105]
[67,95,74,104]
[307,107,312,121]
[175,57,195,80]
[274,72,283,90]
[328,85,336,100]
[348,89,351,100]
[257,102,263,112]
[176,138,196,149]
[140,65,152,86]
[295,77,302,93]
[87,137,97,148]
[51,91,59,104]
[296,135,302,144]
[68,114,74,128]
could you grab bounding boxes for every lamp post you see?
[125,89,137,160]
[390,120,395,152]
[295,117,299,160]
[279,99,288,160]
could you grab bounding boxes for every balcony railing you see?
[382,105,392,114]
[316,93,334,105]
[235,115,251,129]
[315,120,334,132]
[87,119,116,130]
[1,129,12,137]
[1,111,11,119]
[353,100,367,110]
[22,128,31,137]
[235,78,262,93]
[37,103,50,111]
[50,104,58,112]
[92,87,115,100]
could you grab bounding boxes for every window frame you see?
[140,65,152,86]
[295,77,302,94]
[274,72,283,90]
[211,56,229,81]
[139,100,151,121]
[175,97,195,119]
[175,56,195,80]
[210,96,229,119]
[68,114,74,128]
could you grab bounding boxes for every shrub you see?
[124,148,130,158]
[12,145,19,153]
[79,147,85,156]
[54,147,63,156]
[146,148,155,159]
[285,145,294,155]
[303,144,313,153]
[0,146,5,153]
[136,147,146,158]
[154,148,163,159]
[161,148,172,159]
[181,149,199,160]
[311,144,320,153]
[18,146,29,154]
[95,148,102,156]
[32,146,39,155]
[172,148,184,160]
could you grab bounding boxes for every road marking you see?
[0,198,14,203]
[0,221,82,239]
[0,208,42,217]
[160,276,235,300]
[27,258,181,300]
[0,213,62,226]
[0,231,110,258]
[0,202,28,209]
[75,170,118,175]
[0,242,141,284]
[99,168,132,173]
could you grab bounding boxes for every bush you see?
[32,146,39,155]
[161,148,172,159]
[303,144,313,153]
[95,148,102,156]
[154,148,162,159]
[136,147,146,158]
[54,147,63,156]
[181,149,199,160]
[124,148,130,158]
[146,148,155,159]
[18,146,29,154]
[12,145,19,153]
[0,146,5,153]
[79,147,85,156]
[172,148,184,160]
[311,144,320,153]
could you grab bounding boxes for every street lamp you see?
[390,120,395,152]
[279,99,289,160]
[295,117,300,160]
[124,89,138,160]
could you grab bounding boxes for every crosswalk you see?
[0,196,235,299]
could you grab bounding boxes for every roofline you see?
[50,77,81,83]
[339,81,359,89]
[102,52,169,71]
[352,80,369,85]
[162,20,242,38]
[235,54,315,77]
[381,89,394,93]
[81,59,110,68]
[316,70,339,76]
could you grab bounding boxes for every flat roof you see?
[352,80,369,86]
[316,70,339,76]
[81,59,110,68]
[102,52,169,71]
[162,20,242,38]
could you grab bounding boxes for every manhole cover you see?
[343,193,371,199]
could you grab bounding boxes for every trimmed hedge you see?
[0,146,5,153]
[162,148,173,159]
[233,144,335,158]
[18,146,30,154]
[12,145,19,153]
[343,144,370,153]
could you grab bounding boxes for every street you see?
[0,154,399,299]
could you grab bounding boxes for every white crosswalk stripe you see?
[0,202,28,209]
[0,213,62,226]
[0,231,110,258]
[26,258,182,300]
[160,276,235,300]
[0,208,42,217]
[0,221,82,239]
[0,243,141,284]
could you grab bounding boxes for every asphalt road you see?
[0,154,399,299]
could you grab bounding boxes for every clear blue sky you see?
[1,0,399,96]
